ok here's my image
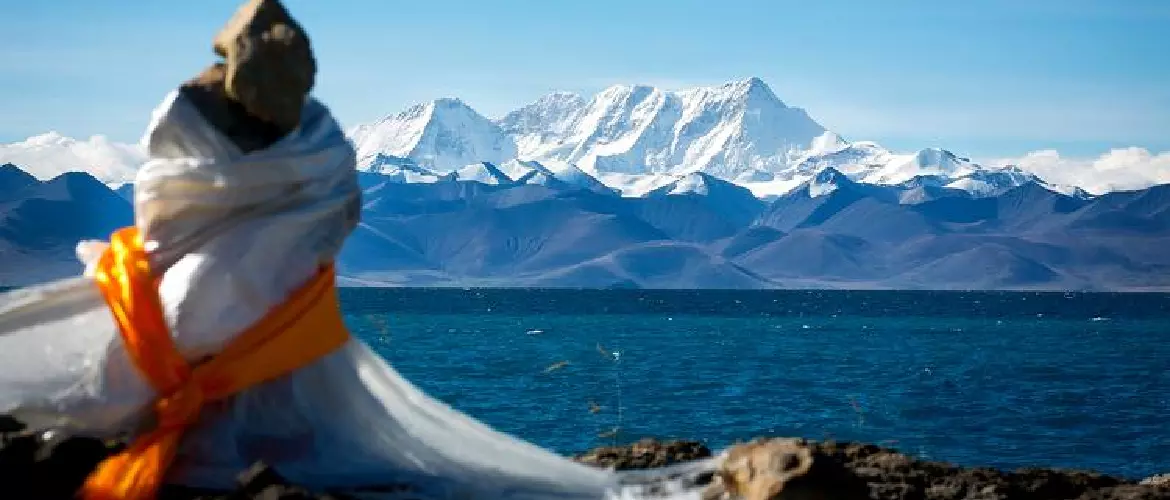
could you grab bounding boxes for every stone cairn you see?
[180,0,316,153]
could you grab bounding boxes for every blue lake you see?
[339,288,1170,479]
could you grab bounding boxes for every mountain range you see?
[1,78,1168,290]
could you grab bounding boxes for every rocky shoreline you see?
[576,439,1169,499]
[1,419,1165,500]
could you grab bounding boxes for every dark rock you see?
[179,64,289,154]
[709,438,871,500]
[0,416,353,500]
[0,428,122,500]
[576,438,1170,500]
[572,438,713,470]
[2,422,1167,500]
[0,414,26,434]
[160,462,355,500]
[176,0,316,154]
[212,0,316,132]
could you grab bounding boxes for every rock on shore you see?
[1,421,1166,499]
[574,438,1168,500]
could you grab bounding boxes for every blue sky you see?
[1,0,1167,159]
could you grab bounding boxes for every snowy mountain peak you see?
[805,167,853,197]
[813,166,849,185]
[918,147,957,161]
[363,153,450,183]
[497,93,588,159]
[496,77,829,179]
[497,92,585,128]
[725,76,783,106]
[348,78,1053,196]
[349,98,517,173]
[9,79,1161,202]
[538,91,586,104]
[858,147,976,185]
[938,163,1037,197]
[737,76,769,91]
[432,97,471,108]
[649,171,721,196]
[596,83,660,101]
[674,77,779,107]
[498,158,617,195]
[454,161,514,185]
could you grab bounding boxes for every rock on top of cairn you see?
[212,0,316,132]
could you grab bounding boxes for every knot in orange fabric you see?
[154,383,205,430]
[81,226,352,500]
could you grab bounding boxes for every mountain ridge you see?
[2,162,1168,291]
[2,77,1159,200]
[335,77,1095,200]
[3,77,1168,290]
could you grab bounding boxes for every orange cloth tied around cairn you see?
[81,226,351,500]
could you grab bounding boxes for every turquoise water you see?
[339,289,1170,480]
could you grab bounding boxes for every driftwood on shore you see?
[1,417,1165,500]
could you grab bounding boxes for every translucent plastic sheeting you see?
[0,89,721,499]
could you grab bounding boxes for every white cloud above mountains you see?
[0,132,145,183]
[988,147,1170,195]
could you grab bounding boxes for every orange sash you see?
[81,226,351,500]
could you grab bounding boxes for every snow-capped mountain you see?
[4,76,1169,290]
[782,144,1021,188]
[2,77,1164,204]
[736,143,1048,200]
[498,77,840,179]
[348,98,517,173]
[454,161,514,185]
[862,147,976,185]
[647,171,731,197]
[363,153,453,183]
[340,78,1060,201]
[497,159,617,195]
[645,171,766,227]
[943,165,1038,197]
[780,166,897,202]
[497,92,588,151]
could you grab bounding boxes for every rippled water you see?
[340,289,1170,480]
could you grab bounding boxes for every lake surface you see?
[341,289,1170,479]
